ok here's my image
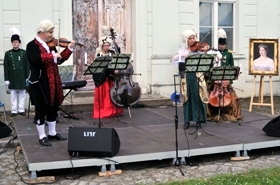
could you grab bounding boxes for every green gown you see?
[183,72,207,123]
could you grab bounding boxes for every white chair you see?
[0,101,8,124]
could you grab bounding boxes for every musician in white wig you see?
[26,19,76,146]
[170,29,209,130]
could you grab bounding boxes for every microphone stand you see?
[172,74,184,176]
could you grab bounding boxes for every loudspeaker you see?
[262,116,280,137]
[0,121,12,139]
[68,127,121,157]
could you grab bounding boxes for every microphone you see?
[178,62,185,78]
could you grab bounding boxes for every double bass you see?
[109,63,141,108]
[108,28,141,111]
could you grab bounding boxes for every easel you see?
[84,56,112,127]
[184,54,215,138]
[249,75,274,115]
[210,66,240,122]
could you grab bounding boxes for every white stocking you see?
[36,121,46,139]
[47,121,56,136]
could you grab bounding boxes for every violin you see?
[190,41,210,52]
[47,37,84,48]
[209,80,231,107]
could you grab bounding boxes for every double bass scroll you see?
[109,27,121,54]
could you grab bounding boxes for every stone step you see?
[59,93,172,113]
[26,93,172,113]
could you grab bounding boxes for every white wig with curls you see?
[36,20,54,34]
[181,29,197,43]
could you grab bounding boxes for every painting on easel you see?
[249,38,279,76]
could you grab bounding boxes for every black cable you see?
[13,145,61,184]
[237,117,272,125]
[0,136,15,155]
[64,155,84,180]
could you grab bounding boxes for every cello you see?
[209,80,231,107]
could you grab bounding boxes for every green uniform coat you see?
[4,49,30,89]
[219,48,234,67]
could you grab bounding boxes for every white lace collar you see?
[35,36,50,53]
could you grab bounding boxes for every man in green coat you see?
[4,28,29,117]
[218,40,234,67]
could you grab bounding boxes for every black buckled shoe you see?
[39,137,52,146]
[19,112,26,116]
[48,133,67,141]
[184,122,190,130]
[10,113,17,117]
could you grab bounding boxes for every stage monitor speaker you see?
[262,116,280,137]
[68,127,121,157]
[0,121,12,139]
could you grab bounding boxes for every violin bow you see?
[57,19,61,53]
[200,31,210,43]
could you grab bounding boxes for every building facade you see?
[0,0,280,110]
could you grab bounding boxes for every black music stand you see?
[184,54,215,138]
[84,56,112,128]
[108,54,131,119]
[209,66,240,123]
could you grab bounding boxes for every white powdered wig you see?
[10,27,21,37]
[36,20,54,34]
[217,28,227,39]
[181,29,196,43]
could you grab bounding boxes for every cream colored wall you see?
[0,0,72,111]
[133,0,280,98]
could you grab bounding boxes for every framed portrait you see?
[249,38,279,75]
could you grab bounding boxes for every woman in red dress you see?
[92,38,123,118]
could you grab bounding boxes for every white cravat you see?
[35,36,50,53]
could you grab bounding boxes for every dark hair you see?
[102,41,110,46]
[258,44,268,53]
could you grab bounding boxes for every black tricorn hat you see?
[11,34,21,43]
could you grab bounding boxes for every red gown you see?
[92,77,123,118]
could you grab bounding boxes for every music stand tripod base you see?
[188,122,214,139]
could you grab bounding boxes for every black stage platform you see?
[13,107,280,178]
